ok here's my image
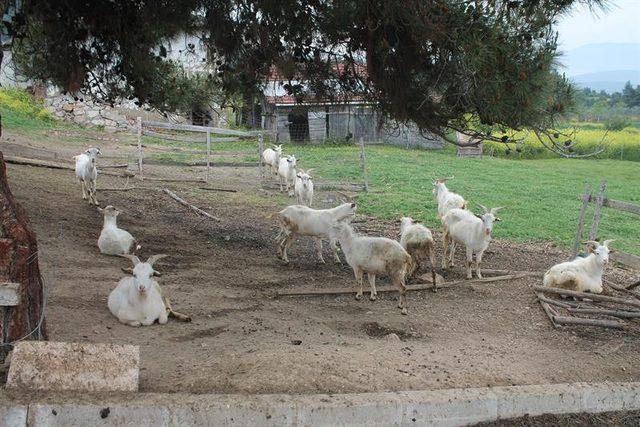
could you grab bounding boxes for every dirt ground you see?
[2,129,640,394]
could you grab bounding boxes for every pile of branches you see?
[535,284,640,330]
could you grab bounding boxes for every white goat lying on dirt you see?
[108,254,168,327]
[278,155,298,195]
[294,168,314,206]
[73,147,101,205]
[276,202,357,264]
[442,204,503,279]
[262,144,283,175]
[98,205,140,255]
[542,240,614,293]
[330,222,412,315]
[400,217,437,287]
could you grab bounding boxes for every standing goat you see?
[108,254,168,327]
[542,240,614,293]
[433,177,467,266]
[294,168,314,206]
[97,205,140,255]
[278,155,298,195]
[73,147,101,205]
[400,217,437,288]
[276,202,357,264]
[442,205,503,279]
[262,144,283,176]
[330,222,412,314]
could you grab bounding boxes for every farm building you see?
[260,68,445,149]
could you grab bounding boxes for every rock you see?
[417,272,445,285]
[87,109,100,118]
[384,333,401,342]
[62,103,75,112]
[6,341,139,392]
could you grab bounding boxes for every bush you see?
[604,116,631,131]
[0,88,57,130]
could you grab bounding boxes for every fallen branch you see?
[277,273,531,297]
[482,269,542,277]
[626,280,640,291]
[98,187,136,192]
[536,294,573,309]
[101,169,135,178]
[163,297,192,323]
[138,176,206,183]
[4,155,71,170]
[551,315,623,329]
[100,164,129,169]
[536,293,559,328]
[605,281,640,300]
[567,307,640,319]
[162,188,221,221]
[534,286,640,309]
[198,187,238,193]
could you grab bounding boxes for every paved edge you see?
[1,382,639,426]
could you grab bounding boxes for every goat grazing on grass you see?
[294,168,314,206]
[400,217,437,288]
[73,147,101,205]
[330,222,412,314]
[97,205,140,255]
[276,202,356,264]
[542,240,615,294]
[278,155,298,195]
[262,144,283,176]
[108,254,168,327]
[442,204,503,279]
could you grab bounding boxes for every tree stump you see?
[0,151,47,360]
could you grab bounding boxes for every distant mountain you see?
[570,70,640,93]
[557,43,640,92]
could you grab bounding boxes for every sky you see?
[556,0,640,50]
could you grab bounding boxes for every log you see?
[536,294,572,309]
[536,293,559,328]
[277,273,531,297]
[162,188,221,222]
[0,152,48,360]
[4,155,71,170]
[534,286,640,309]
[605,281,640,300]
[198,187,238,193]
[137,176,206,183]
[552,315,623,329]
[163,297,192,323]
[98,187,136,192]
[100,164,129,169]
[567,307,640,319]
[627,280,640,291]
[101,169,135,178]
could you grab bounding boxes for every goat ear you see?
[97,207,104,213]
[152,270,162,277]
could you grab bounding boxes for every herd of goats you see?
[69,142,616,325]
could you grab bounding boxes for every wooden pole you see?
[534,286,640,309]
[206,129,211,183]
[162,188,221,221]
[572,184,592,258]
[136,116,143,179]
[258,133,265,182]
[359,137,369,192]
[589,181,607,240]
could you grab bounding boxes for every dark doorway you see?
[288,110,309,142]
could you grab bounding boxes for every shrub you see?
[604,116,631,131]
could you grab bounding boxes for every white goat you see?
[442,204,503,279]
[276,202,357,264]
[278,155,298,195]
[400,217,437,287]
[108,254,168,327]
[542,240,614,293]
[433,177,467,267]
[262,144,283,176]
[73,147,101,205]
[294,168,314,206]
[330,222,412,314]
[97,205,140,255]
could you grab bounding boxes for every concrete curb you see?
[3,382,640,426]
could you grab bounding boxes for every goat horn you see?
[603,239,616,247]
[476,203,489,213]
[491,206,505,214]
[146,254,168,267]
[305,168,314,174]
[582,240,600,247]
[119,254,141,266]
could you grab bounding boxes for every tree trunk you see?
[0,151,47,360]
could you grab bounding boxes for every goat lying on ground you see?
[543,240,614,293]
[98,205,140,255]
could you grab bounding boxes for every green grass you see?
[0,88,60,132]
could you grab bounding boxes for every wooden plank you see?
[585,195,640,216]
[0,282,21,306]
[534,286,640,309]
[359,137,369,192]
[589,181,607,240]
[142,128,237,143]
[142,120,255,137]
[137,117,143,177]
[611,251,640,270]
[572,184,592,258]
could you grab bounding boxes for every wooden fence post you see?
[206,129,211,183]
[589,181,607,241]
[258,133,265,183]
[572,184,592,258]
[359,137,369,192]
[136,117,143,179]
